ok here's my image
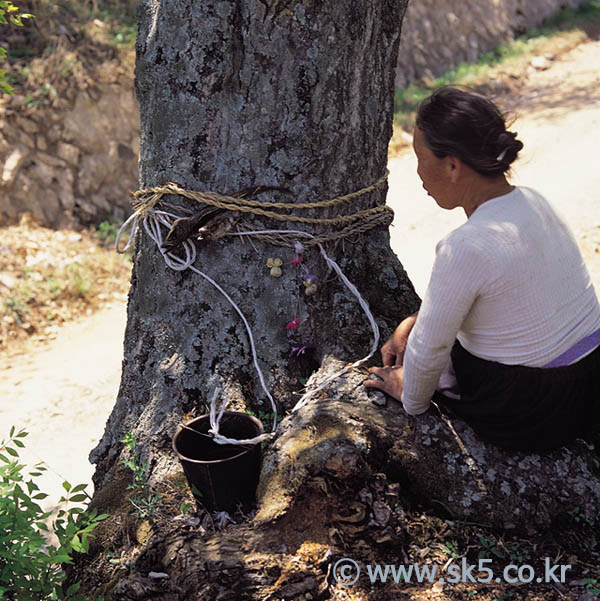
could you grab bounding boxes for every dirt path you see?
[0,303,127,509]
[2,37,599,514]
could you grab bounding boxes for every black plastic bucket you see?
[172,412,263,512]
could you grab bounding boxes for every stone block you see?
[28,159,57,187]
[59,187,75,210]
[78,154,109,195]
[5,124,37,149]
[58,169,75,210]
[91,193,111,214]
[47,124,62,144]
[57,142,80,166]
[13,173,46,225]
[42,189,61,225]
[75,198,98,217]
[15,116,38,135]
[37,152,67,169]
[1,145,28,186]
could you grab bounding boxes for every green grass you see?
[535,0,600,30]
[393,0,600,131]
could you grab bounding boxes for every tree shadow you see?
[511,66,600,123]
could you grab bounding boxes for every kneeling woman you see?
[365,86,600,451]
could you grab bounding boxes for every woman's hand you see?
[363,366,404,401]
[363,313,418,401]
[380,312,418,367]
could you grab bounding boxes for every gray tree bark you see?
[90,0,416,489]
[80,1,600,599]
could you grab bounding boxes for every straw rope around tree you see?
[132,170,390,216]
[236,209,393,248]
[128,170,394,248]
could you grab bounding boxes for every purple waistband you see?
[542,327,600,368]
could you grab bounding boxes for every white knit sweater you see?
[401,186,600,415]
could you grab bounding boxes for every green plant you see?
[106,549,128,570]
[583,578,600,596]
[171,478,194,515]
[568,506,596,527]
[491,593,515,601]
[18,284,33,301]
[120,431,148,490]
[45,276,63,298]
[96,221,119,246]
[92,0,138,25]
[129,492,162,520]
[24,82,58,108]
[0,0,31,25]
[246,409,281,431]
[442,539,460,559]
[478,536,531,563]
[532,0,600,31]
[0,426,107,600]
[109,22,136,46]
[120,430,162,519]
[0,1,33,94]
[3,296,27,323]
[505,541,531,564]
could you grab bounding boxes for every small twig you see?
[577,559,600,571]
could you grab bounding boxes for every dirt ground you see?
[1,33,600,598]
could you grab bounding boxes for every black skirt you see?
[433,341,600,452]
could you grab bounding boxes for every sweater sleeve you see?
[401,233,485,415]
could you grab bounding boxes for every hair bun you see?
[496,131,523,164]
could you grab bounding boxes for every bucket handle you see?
[178,422,255,452]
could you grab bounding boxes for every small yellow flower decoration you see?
[303,280,318,296]
[267,257,283,278]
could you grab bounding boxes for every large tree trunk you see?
[91,0,416,489]
[81,1,600,599]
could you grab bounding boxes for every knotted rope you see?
[116,172,389,446]
[132,170,389,220]
[236,208,392,248]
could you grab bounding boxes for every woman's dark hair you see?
[416,86,524,177]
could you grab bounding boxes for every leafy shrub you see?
[95,221,119,247]
[0,0,33,94]
[0,427,107,600]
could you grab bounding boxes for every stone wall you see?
[396,0,588,89]
[0,66,139,228]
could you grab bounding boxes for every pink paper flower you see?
[285,318,301,331]
[291,257,303,266]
